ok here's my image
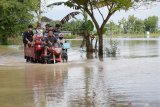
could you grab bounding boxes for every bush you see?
[106,38,118,56]
[7,36,22,45]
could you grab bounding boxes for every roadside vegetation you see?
[0,0,40,45]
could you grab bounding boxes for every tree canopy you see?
[0,0,40,44]
[48,0,134,55]
[106,15,159,34]
[144,16,158,33]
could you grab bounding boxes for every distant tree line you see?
[50,19,85,35]
[106,15,159,35]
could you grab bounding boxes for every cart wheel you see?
[47,60,52,64]
[30,58,36,63]
[40,59,44,63]
[50,60,54,64]
[44,59,47,64]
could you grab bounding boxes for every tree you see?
[48,0,158,56]
[107,17,145,35]
[128,15,137,33]
[134,19,144,33]
[48,0,133,56]
[82,20,95,52]
[62,19,84,34]
[115,15,159,34]
[119,18,129,34]
[48,3,95,52]
[0,0,40,45]
[144,16,158,33]
[106,21,122,34]
[126,15,145,34]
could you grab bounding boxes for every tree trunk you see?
[86,52,93,59]
[80,37,86,48]
[84,30,93,52]
[95,39,98,52]
[98,30,103,56]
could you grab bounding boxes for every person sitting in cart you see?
[53,24,61,39]
[32,23,46,45]
[58,33,65,45]
[49,25,54,31]
[23,25,34,47]
[44,24,50,37]
[32,23,44,41]
[36,23,44,37]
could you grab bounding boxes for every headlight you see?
[55,48,61,53]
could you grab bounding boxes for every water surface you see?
[0,38,160,107]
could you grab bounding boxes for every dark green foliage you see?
[47,0,134,55]
[82,20,94,32]
[62,20,84,34]
[0,0,40,44]
[144,16,158,33]
[106,21,122,34]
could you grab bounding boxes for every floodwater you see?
[0,38,160,107]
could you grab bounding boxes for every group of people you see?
[23,23,65,57]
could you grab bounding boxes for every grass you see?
[105,33,160,38]
[63,34,79,39]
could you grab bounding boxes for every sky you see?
[41,0,160,27]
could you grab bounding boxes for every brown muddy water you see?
[0,38,160,107]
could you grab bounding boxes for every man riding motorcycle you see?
[44,30,57,63]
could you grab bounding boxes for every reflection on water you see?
[102,38,160,58]
[25,65,68,107]
[0,39,160,107]
[69,39,160,60]
[1,59,160,107]
[116,39,160,58]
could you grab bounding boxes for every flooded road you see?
[0,38,160,107]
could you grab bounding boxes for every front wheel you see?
[30,58,37,63]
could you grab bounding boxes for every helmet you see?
[59,33,63,38]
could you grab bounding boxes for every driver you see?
[44,30,57,57]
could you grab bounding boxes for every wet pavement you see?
[0,38,160,107]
